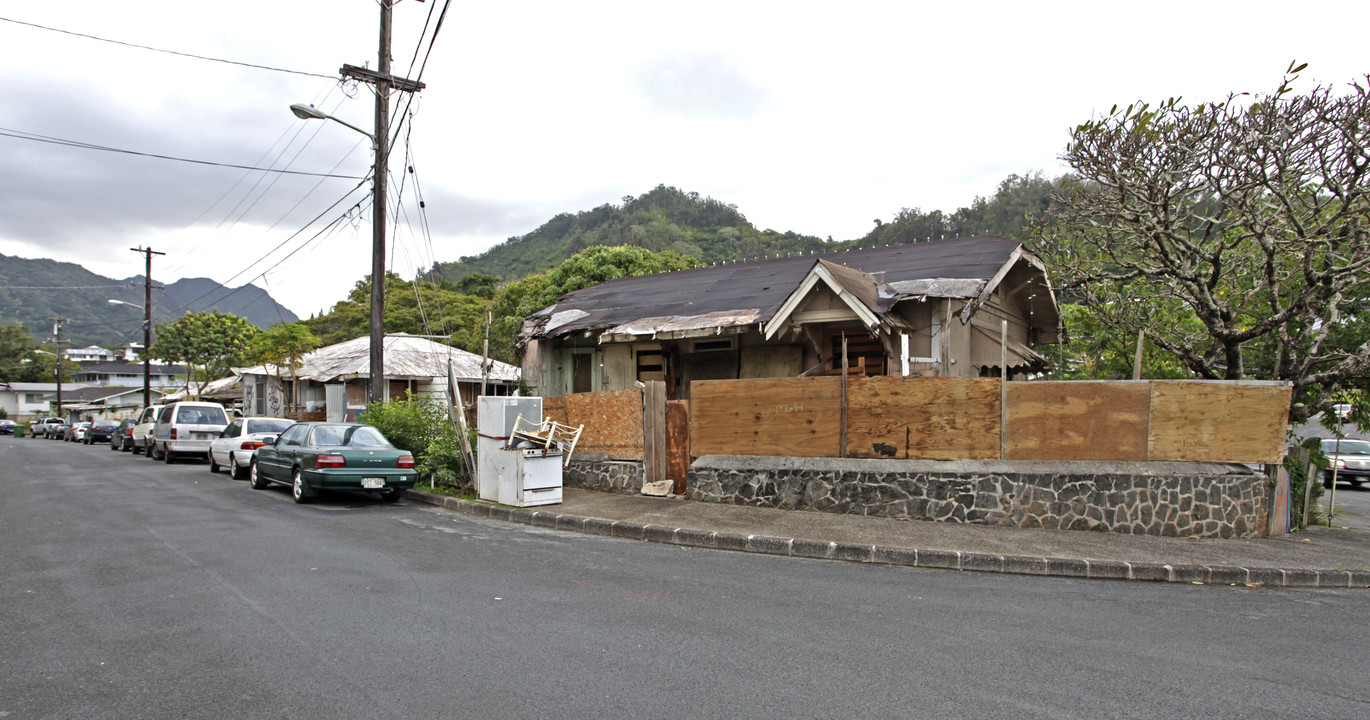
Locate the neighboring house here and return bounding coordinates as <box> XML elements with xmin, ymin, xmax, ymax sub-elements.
<box><xmin>519</xmin><ymin>235</ymin><xmax>1061</xmax><ymax>399</ymax></box>
<box><xmin>236</xmin><ymin>333</ymin><xmax>520</xmax><ymax>422</ymax></box>
<box><xmin>162</xmin><ymin>375</ymin><xmax>243</xmax><ymax>411</ymax></box>
<box><xmin>72</xmin><ymin>361</ymin><xmax>188</xmax><ymax>389</ymax></box>
<box><xmin>44</xmin><ymin>385</ymin><xmax>151</xmax><ymax>422</ymax></box>
<box><xmin>0</xmin><ymin>382</ymin><xmax>90</xmax><ymax>420</ymax></box>
<box><xmin>66</xmin><ymin>345</ymin><xmax>117</xmax><ymax>362</ymax></box>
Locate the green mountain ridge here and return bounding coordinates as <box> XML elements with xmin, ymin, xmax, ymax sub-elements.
<box><xmin>429</xmin><ymin>177</ymin><xmax>1060</xmax><ymax>284</ymax></box>
<box><xmin>0</xmin><ymin>254</ymin><xmax>299</xmax><ymax>348</ymax></box>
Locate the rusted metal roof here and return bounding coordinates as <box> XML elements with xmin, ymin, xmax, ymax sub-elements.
<box><xmin>524</xmin><ymin>235</ymin><xmax>1031</xmax><ymax>341</ymax></box>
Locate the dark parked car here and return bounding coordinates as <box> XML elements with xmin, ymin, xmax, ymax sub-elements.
<box><xmin>112</xmin><ymin>417</ymin><xmax>138</xmax><ymax>452</ymax></box>
<box><xmin>86</xmin><ymin>419</ymin><xmax>121</xmax><ymax>444</ymax></box>
<box><xmin>1322</xmin><ymin>438</ymin><xmax>1370</xmax><ymax>487</ymax></box>
<box><xmin>0</xmin><ymin>419</ymin><xmax>16</xmax><ymax>435</ymax></box>
<box><xmin>48</xmin><ymin>419</ymin><xmax>71</xmax><ymax>440</ymax></box>
<box><xmin>250</xmin><ymin>422</ymin><xmax>416</xmax><ymax>504</ymax></box>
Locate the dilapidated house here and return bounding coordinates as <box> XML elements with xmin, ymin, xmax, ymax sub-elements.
<box><xmin>519</xmin><ymin>235</ymin><xmax>1060</xmax><ymax>399</ymax></box>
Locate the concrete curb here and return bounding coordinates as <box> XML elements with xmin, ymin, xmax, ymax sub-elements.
<box><xmin>400</xmin><ymin>490</ymin><xmax>1370</xmax><ymax>589</ymax></box>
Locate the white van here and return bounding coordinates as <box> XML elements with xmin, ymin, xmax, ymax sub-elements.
<box><xmin>150</xmin><ymin>401</ymin><xmax>230</xmax><ymax>463</ymax></box>
<box><xmin>130</xmin><ymin>405</ymin><xmax>165</xmax><ymax>455</ymax></box>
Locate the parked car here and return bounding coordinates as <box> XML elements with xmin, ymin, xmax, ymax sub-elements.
<box><xmin>111</xmin><ymin>417</ymin><xmax>138</xmax><ymax>451</ymax></box>
<box><xmin>209</xmin><ymin>417</ymin><xmax>295</xmax><ymax>480</ymax></box>
<box><xmin>29</xmin><ymin>417</ymin><xmax>64</xmax><ymax>439</ymax></box>
<box><xmin>129</xmin><ymin>405</ymin><xmax>165</xmax><ymax>455</ymax></box>
<box><xmin>48</xmin><ymin>419</ymin><xmax>71</xmax><ymax>440</ymax></box>
<box><xmin>67</xmin><ymin>421</ymin><xmax>92</xmax><ymax>442</ymax></box>
<box><xmin>250</xmin><ymin>422</ymin><xmax>416</xmax><ymax>504</ymax></box>
<box><xmin>0</xmin><ymin>419</ymin><xmax>16</xmax><ymax>435</ymax></box>
<box><xmin>150</xmin><ymin>401</ymin><xmax>230</xmax><ymax>463</ymax></box>
<box><xmin>86</xmin><ymin>419</ymin><xmax>120</xmax><ymax>444</ymax></box>
<box><xmin>1322</xmin><ymin>438</ymin><xmax>1370</xmax><ymax>487</ymax></box>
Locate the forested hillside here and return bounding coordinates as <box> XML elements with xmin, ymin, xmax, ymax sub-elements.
<box><xmin>432</xmin><ymin>175</ymin><xmax>1063</xmax><ymax>283</ymax></box>
<box><xmin>0</xmin><ymin>254</ymin><xmax>298</xmax><ymax>348</ymax></box>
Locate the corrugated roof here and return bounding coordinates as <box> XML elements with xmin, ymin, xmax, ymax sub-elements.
<box><xmin>526</xmin><ymin>235</ymin><xmax>1026</xmax><ymax>340</ymax></box>
<box><xmin>247</xmin><ymin>333</ymin><xmax>520</xmax><ymax>384</ymax></box>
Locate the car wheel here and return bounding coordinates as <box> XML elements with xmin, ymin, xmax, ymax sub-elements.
<box><xmin>209</xmin><ymin>454</ymin><xmax>220</xmax><ymax>473</ymax></box>
<box><xmin>249</xmin><ymin>460</ymin><xmax>269</xmax><ymax>489</ymax></box>
<box><xmin>381</xmin><ymin>488</ymin><xmax>402</xmax><ymax>503</ymax></box>
<box><xmin>291</xmin><ymin>468</ymin><xmax>315</xmax><ymax>504</ymax></box>
<box><xmin>230</xmin><ymin>455</ymin><xmax>248</xmax><ymax>480</ymax></box>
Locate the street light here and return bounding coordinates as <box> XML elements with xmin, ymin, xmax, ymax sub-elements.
<box><xmin>108</xmin><ymin>299</ymin><xmax>151</xmax><ymax>408</ymax></box>
<box><xmin>290</xmin><ymin>101</ymin><xmax>387</xmax><ymax>405</ymax></box>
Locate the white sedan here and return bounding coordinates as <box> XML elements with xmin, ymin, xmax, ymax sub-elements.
<box><xmin>209</xmin><ymin>417</ymin><xmax>296</xmax><ymax>479</ymax></box>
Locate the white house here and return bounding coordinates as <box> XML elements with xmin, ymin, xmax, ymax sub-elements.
<box><xmin>0</xmin><ymin>382</ymin><xmax>92</xmax><ymax>420</ymax></box>
<box><xmin>236</xmin><ymin>333</ymin><xmax>520</xmax><ymax>421</ymax></box>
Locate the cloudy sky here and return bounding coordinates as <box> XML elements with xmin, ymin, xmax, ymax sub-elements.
<box><xmin>2</xmin><ymin>1</ymin><xmax>1368</xmax><ymax>319</ymax></box>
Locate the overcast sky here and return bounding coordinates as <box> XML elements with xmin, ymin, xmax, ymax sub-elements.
<box><xmin>2</xmin><ymin>1</ymin><xmax>1368</xmax><ymax>319</ymax></box>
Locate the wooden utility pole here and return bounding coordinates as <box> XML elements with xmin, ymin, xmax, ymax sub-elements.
<box><xmin>50</xmin><ymin>317</ymin><xmax>68</xmax><ymax>417</ymax></box>
<box><xmin>341</xmin><ymin>2</ymin><xmax>425</xmax><ymax>406</ymax></box>
<box><xmin>131</xmin><ymin>247</ymin><xmax>165</xmax><ymax>409</ymax></box>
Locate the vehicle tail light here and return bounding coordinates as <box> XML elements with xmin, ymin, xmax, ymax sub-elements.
<box><xmin>316</xmin><ymin>454</ymin><xmax>347</xmax><ymax>468</ymax></box>
<box><xmin>397</xmin><ymin>455</ymin><xmax>415</xmax><ymax>469</ymax></box>
<box><xmin>169</xmin><ymin>428</ymin><xmax>178</xmax><ymax>440</ymax></box>
<box><xmin>240</xmin><ymin>441</ymin><xmax>269</xmax><ymax>450</ymax></box>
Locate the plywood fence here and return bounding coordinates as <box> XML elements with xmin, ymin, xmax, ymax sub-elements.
<box><xmin>542</xmin><ymin>387</ymin><xmax>645</xmax><ymax>461</ymax></box>
<box><xmin>689</xmin><ymin>376</ymin><xmax>1292</xmax><ymax>464</ymax></box>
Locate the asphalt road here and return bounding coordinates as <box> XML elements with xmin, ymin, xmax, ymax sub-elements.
<box><xmin>3</xmin><ymin>435</ymin><xmax>1370</xmax><ymax>719</ymax></box>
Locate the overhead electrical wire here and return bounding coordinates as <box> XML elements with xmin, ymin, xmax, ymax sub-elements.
<box><xmin>0</xmin><ymin>16</ymin><xmax>336</xmax><ymax>79</ymax></box>
<box><xmin>0</xmin><ymin>127</ymin><xmax>364</xmax><ymax>179</ymax></box>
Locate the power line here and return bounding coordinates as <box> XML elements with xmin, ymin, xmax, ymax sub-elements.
<box><xmin>0</xmin><ymin>127</ymin><xmax>364</xmax><ymax>179</ymax></box>
<box><xmin>0</xmin><ymin>16</ymin><xmax>336</xmax><ymax>79</ymax></box>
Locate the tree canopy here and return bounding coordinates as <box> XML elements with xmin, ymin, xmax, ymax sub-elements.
<box><xmin>150</xmin><ymin>311</ymin><xmax>259</xmax><ymax>386</ymax></box>
<box><xmin>249</xmin><ymin>322</ymin><xmax>321</xmax><ymax>414</ymax></box>
<box><xmin>1036</xmin><ymin>64</ymin><xmax>1370</xmax><ymax>420</ymax></box>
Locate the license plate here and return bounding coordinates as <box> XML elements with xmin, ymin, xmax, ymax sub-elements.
<box><xmin>362</xmin><ymin>478</ymin><xmax>385</xmax><ymax>489</ymax></box>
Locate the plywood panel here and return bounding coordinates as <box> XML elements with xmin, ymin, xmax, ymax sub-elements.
<box><xmin>553</xmin><ymin>388</ymin><xmax>644</xmax><ymax>460</ymax></box>
<box><xmin>691</xmin><ymin>376</ymin><xmax>842</xmax><ymax>457</ymax></box>
<box><xmin>1006</xmin><ymin>381</ymin><xmax>1150</xmax><ymax>461</ymax></box>
<box><xmin>846</xmin><ymin>376</ymin><xmax>1000</xmax><ymax>460</ymax></box>
<box><xmin>1148</xmin><ymin>381</ymin><xmax>1292</xmax><ymax>463</ymax></box>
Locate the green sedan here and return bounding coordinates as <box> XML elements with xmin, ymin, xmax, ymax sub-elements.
<box><xmin>249</xmin><ymin>422</ymin><xmax>417</xmax><ymax>504</ymax></box>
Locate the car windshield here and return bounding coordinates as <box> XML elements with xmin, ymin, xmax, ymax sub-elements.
<box><xmin>1325</xmin><ymin>439</ymin><xmax>1370</xmax><ymax>455</ymax></box>
<box><xmin>310</xmin><ymin>425</ymin><xmax>391</xmax><ymax>448</ymax></box>
<box><xmin>94</xmin><ymin>421</ymin><xmax>118</xmax><ymax>428</ymax></box>
<box><xmin>177</xmin><ymin>406</ymin><xmax>228</xmax><ymax>424</ymax></box>
<box><xmin>247</xmin><ymin>419</ymin><xmax>295</xmax><ymax>434</ymax></box>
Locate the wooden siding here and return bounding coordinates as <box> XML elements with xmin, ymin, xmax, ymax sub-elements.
<box><xmin>846</xmin><ymin>376</ymin><xmax>1000</xmax><ymax>459</ymax></box>
<box><xmin>690</xmin><ymin>376</ymin><xmax>843</xmax><ymax>457</ymax></box>
<box><xmin>1006</xmin><ymin>381</ymin><xmax>1150</xmax><ymax>461</ymax></box>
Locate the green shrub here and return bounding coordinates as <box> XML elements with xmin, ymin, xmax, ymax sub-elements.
<box><xmin>361</xmin><ymin>393</ymin><xmax>472</xmax><ymax>489</ymax></box>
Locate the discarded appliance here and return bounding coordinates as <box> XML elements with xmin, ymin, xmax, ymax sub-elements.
<box><xmin>475</xmin><ymin>397</ymin><xmax>582</xmax><ymax>507</ymax></box>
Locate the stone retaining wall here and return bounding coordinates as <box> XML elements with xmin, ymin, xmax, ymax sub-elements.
<box><xmin>685</xmin><ymin>456</ymin><xmax>1271</xmax><ymax>539</ymax></box>
<box><xmin>564</xmin><ymin>455</ymin><xmax>644</xmax><ymax>495</ymax></box>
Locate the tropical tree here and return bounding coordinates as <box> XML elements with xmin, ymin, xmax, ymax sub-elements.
<box><xmin>1036</xmin><ymin>64</ymin><xmax>1370</xmax><ymax>421</ymax></box>
<box><xmin>150</xmin><ymin>311</ymin><xmax>259</xmax><ymax>391</ymax></box>
<box><xmin>250</xmin><ymin>323</ymin><xmax>321</xmax><ymax>414</ymax></box>
<box><xmin>0</xmin><ymin>323</ymin><xmax>36</xmax><ymax>383</ymax></box>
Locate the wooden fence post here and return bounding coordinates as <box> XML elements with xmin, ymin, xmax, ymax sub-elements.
<box><xmin>643</xmin><ymin>381</ymin><xmax>667</xmax><ymax>486</ymax></box>
<box><xmin>666</xmin><ymin>400</ymin><xmax>690</xmax><ymax>494</ymax></box>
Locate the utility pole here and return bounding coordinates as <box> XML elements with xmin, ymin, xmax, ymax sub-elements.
<box><xmin>341</xmin><ymin>1</ymin><xmax>424</xmax><ymax>406</ymax></box>
<box><xmin>50</xmin><ymin>317</ymin><xmax>69</xmax><ymax>418</ymax></box>
<box><xmin>131</xmin><ymin>247</ymin><xmax>165</xmax><ymax>409</ymax></box>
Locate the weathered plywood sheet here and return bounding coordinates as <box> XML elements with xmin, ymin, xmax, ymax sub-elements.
<box><xmin>1148</xmin><ymin>381</ymin><xmax>1292</xmax><ymax>463</ymax></box>
<box><xmin>691</xmin><ymin>376</ymin><xmax>842</xmax><ymax>457</ymax></box>
<box><xmin>1006</xmin><ymin>381</ymin><xmax>1150</xmax><ymax>461</ymax></box>
<box><xmin>552</xmin><ymin>388</ymin><xmax>644</xmax><ymax>460</ymax></box>
<box><xmin>846</xmin><ymin>376</ymin><xmax>1000</xmax><ymax>460</ymax></box>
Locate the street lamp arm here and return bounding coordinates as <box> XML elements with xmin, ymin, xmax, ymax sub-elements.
<box><xmin>290</xmin><ymin>104</ymin><xmax>375</xmax><ymax>144</ymax></box>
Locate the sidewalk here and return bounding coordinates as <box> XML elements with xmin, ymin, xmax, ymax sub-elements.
<box><xmin>403</xmin><ymin>487</ymin><xmax>1370</xmax><ymax>589</ymax></box>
